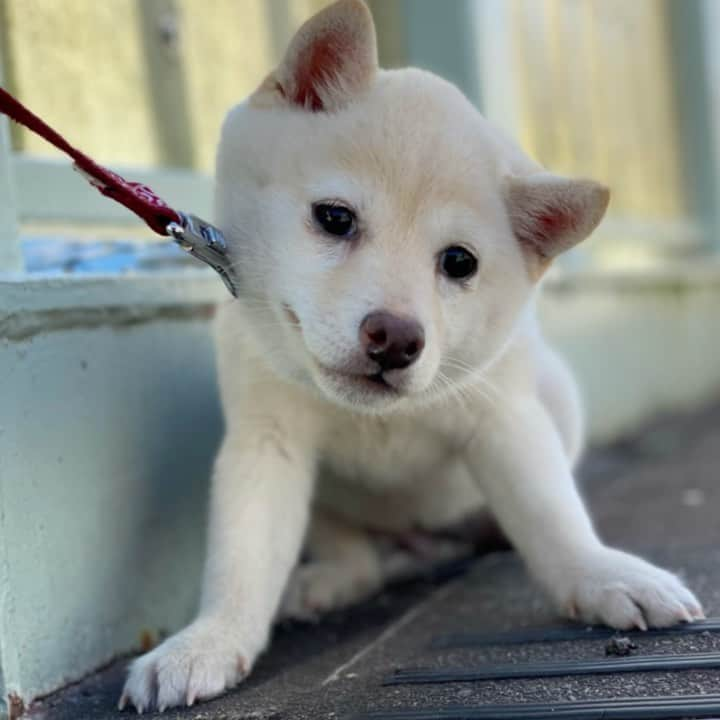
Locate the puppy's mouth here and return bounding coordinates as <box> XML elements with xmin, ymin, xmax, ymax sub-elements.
<box><xmin>366</xmin><ymin>372</ymin><xmax>393</xmax><ymax>389</ymax></box>
<box><xmin>283</xmin><ymin>305</ymin><xmax>408</xmax><ymax>402</ymax></box>
<box><xmin>282</xmin><ymin>303</ymin><xmax>301</xmax><ymax>329</ymax></box>
<box><xmin>315</xmin><ymin>362</ymin><xmax>401</xmax><ymax>397</ymax></box>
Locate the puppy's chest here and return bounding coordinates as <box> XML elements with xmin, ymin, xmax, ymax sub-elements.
<box><xmin>319</xmin><ymin>412</ymin><xmax>465</xmax><ymax>491</ymax></box>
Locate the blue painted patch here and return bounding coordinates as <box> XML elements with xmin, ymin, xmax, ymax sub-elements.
<box><xmin>22</xmin><ymin>237</ymin><xmax>205</xmax><ymax>275</ymax></box>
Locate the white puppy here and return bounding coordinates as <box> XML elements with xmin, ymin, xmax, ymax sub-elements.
<box><xmin>121</xmin><ymin>0</ymin><xmax>703</xmax><ymax>711</ymax></box>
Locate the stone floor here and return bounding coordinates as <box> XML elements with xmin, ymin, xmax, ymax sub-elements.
<box><xmin>30</xmin><ymin>405</ymin><xmax>720</xmax><ymax>720</ymax></box>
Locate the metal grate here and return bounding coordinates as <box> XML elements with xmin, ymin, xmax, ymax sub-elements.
<box><xmin>353</xmin><ymin>693</ymin><xmax>720</xmax><ymax>719</ymax></box>
<box><xmin>430</xmin><ymin>618</ymin><xmax>720</xmax><ymax>649</ymax></box>
<box><xmin>385</xmin><ymin>651</ymin><xmax>720</xmax><ymax>685</ymax></box>
<box><xmin>360</xmin><ymin>619</ymin><xmax>720</xmax><ymax>718</ymax></box>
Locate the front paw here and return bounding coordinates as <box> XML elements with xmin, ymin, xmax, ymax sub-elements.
<box><xmin>552</xmin><ymin>548</ymin><xmax>704</xmax><ymax>630</ymax></box>
<box><xmin>119</xmin><ymin>620</ymin><xmax>253</xmax><ymax>713</ymax></box>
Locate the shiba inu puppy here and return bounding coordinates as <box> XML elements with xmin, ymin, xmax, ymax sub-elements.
<box><xmin>120</xmin><ymin>0</ymin><xmax>703</xmax><ymax>711</ymax></box>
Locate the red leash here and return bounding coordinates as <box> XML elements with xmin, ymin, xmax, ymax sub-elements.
<box><xmin>0</xmin><ymin>86</ymin><xmax>237</xmax><ymax>295</ymax></box>
<box><xmin>0</xmin><ymin>86</ymin><xmax>181</xmax><ymax>235</ymax></box>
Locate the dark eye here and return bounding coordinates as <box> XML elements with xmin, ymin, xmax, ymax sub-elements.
<box><xmin>439</xmin><ymin>246</ymin><xmax>478</xmax><ymax>280</ymax></box>
<box><xmin>312</xmin><ymin>202</ymin><xmax>357</xmax><ymax>238</ymax></box>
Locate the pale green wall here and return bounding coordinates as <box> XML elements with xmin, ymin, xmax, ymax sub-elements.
<box><xmin>0</xmin><ymin>276</ymin><xmax>224</xmax><ymax>705</ymax></box>
<box><xmin>542</xmin><ymin>269</ymin><xmax>720</xmax><ymax>442</ymax></box>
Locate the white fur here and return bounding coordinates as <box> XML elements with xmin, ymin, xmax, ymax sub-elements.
<box><xmin>120</xmin><ymin>1</ymin><xmax>703</xmax><ymax>711</ymax></box>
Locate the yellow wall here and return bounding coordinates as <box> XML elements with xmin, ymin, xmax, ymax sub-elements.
<box><xmin>0</xmin><ymin>0</ymin><xmax>694</xmax><ymax>235</ymax></box>
<box><xmin>510</xmin><ymin>0</ymin><xmax>685</xmax><ymax>221</ymax></box>
<box><xmin>1</xmin><ymin>0</ymin><xmax>330</xmax><ymax>170</ymax></box>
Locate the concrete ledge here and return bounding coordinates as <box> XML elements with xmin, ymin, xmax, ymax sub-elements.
<box><xmin>542</xmin><ymin>260</ymin><xmax>720</xmax><ymax>442</ymax></box>
<box><xmin>0</xmin><ymin>273</ymin><xmax>224</xmax><ymax>711</ymax></box>
<box><xmin>547</xmin><ymin>258</ymin><xmax>720</xmax><ymax>291</ymax></box>
<box><xmin>0</xmin><ymin>273</ymin><xmax>225</xmax><ymax>342</ymax></box>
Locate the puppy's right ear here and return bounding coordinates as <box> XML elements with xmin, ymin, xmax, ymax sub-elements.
<box><xmin>505</xmin><ymin>173</ymin><xmax>610</xmax><ymax>278</ymax></box>
<box><xmin>253</xmin><ymin>0</ymin><xmax>378</xmax><ymax>113</ymax></box>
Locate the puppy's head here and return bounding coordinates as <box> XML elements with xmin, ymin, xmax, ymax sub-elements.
<box><xmin>216</xmin><ymin>0</ymin><xmax>609</xmax><ymax>413</ymax></box>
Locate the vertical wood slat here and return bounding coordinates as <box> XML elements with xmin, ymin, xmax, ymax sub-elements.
<box><xmin>404</xmin><ymin>0</ymin><xmax>482</xmax><ymax>108</ymax></box>
<box><xmin>697</xmin><ymin>0</ymin><xmax>720</xmax><ymax>246</ymax></box>
<box><xmin>0</xmin><ymin>0</ymin><xmax>22</xmax><ymax>273</ymax></box>
<box><xmin>511</xmin><ymin>0</ymin><xmax>687</xmax><ymax>222</ymax></box>
<box><xmin>367</xmin><ymin>0</ymin><xmax>409</xmax><ymax>69</ymax></box>
<box><xmin>370</xmin><ymin>0</ymin><xmax>482</xmax><ymax>107</ymax></box>
<box><xmin>0</xmin><ymin>119</ymin><xmax>22</xmax><ymax>273</ymax></box>
<box><xmin>135</xmin><ymin>0</ymin><xmax>195</xmax><ymax>168</ymax></box>
<box><xmin>474</xmin><ymin>0</ymin><xmax>524</xmax><ymax>141</ymax></box>
<box><xmin>472</xmin><ymin>0</ymin><xmax>709</xmax><ymax>264</ymax></box>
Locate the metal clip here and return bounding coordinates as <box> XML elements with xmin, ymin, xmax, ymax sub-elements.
<box><xmin>167</xmin><ymin>213</ymin><xmax>238</xmax><ymax>297</ymax></box>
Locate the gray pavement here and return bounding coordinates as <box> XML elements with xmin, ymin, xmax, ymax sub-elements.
<box><xmin>31</xmin><ymin>405</ymin><xmax>720</xmax><ymax>720</ymax></box>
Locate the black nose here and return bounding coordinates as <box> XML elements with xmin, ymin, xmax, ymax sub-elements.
<box><xmin>359</xmin><ymin>311</ymin><xmax>425</xmax><ymax>371</ymax></box>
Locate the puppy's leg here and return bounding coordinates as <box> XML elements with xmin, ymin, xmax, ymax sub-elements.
<box><xmin>279</xmin><ymin>508</ymin><xmax>384</xmax><ymax>620</ymax></box>
<box><xmin>280</xmin><ymin>503</ymin><xmax>486</xmax><ymax>622</ymax></box>
<box><xmin>536</xmin><ymin>344</ymin><xmax>584</xmax><ymax>467</ymax></box>
<box><xmin>120</xmin><ymin>417</ymin><xmax>316</xmax><ymax>712</ymax></box>
<box><xmin>280</xmin><ymin>468</ymin><xmax>491</xmax><ymax>622</ymax></box>
<box><xmin>466</xmin><ymin>394</ymin><xmax>703</xmax><ymax>629</ymax></box>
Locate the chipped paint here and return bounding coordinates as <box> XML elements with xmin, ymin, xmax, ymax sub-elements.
<box><xmin>139</xmin><ymin>631</ymin><xmax>156</xmax><ymax>654</ymax></box>
<box><xmin>0</xmin><ymin>272</ymin><xmax>226</xmax><ymax>342</ymax></box>
<box><xmin>0</xmin><ymin>304</ymin><xmax>215</xmax><ymax>342</ymax></box>
<box><xmin>7</xmin><ymin>693</ymin><xmax>23</xmax><ymax>720</ymax></box>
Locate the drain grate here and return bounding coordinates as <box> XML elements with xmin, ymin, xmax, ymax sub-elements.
<box><xmin>352</xmin><ymin>693</ymin><xmax>720</xmax><ymax>719</ymax></box>
<box><xmin>430</xmin><ymin>618</ymin><xmax>720</xmax><ymax>649</ymax></box>
<box><xmin>384</xmin><ymin>651</ymin><xmax>720</xmax><ymax>685</ymax></box>
<box><xmin>362</xmin><ymin>620</ymin><xmax>720</xmax><ymax>718</ymax></box>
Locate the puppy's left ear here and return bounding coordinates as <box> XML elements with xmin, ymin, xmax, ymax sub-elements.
<box><xmin>505</xmin><ymin>173</ymin><xmax>610</xmax><ymax>274</ymax></box>
<box><xmin>255</xmin><ymin>0</ymin><xmax>378</xmax><ymax>113</ymax></box>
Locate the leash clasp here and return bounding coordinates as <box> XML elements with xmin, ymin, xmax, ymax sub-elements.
<box><xmin>167</xmin><ymin>213</ymin><xmax>238</xmax><ymax>297</ymax></box>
